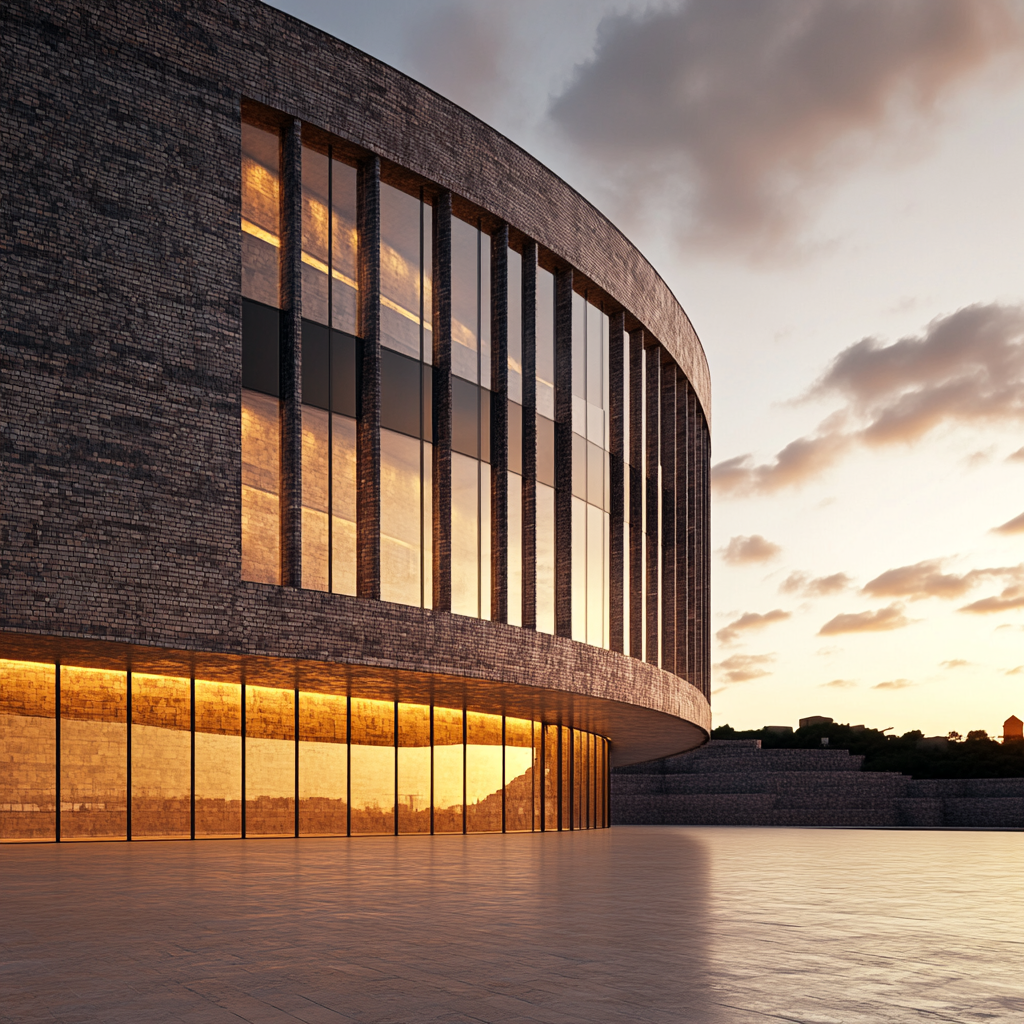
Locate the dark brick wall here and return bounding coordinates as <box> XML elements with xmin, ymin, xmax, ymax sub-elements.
<box><xmin>1</xmin><ymin>0</ymin><xmax>711</xmax><ymax>762</ymax></box>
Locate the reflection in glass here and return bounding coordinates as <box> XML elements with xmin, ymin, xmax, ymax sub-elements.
<box><xmin>504</xmin><ymin>718</ymin><xmax>534</xmax><ymax>832</ymax></box>
<box><xmin>466</xmin><ymin>712</ymin><xmax>502</xmax><ymax>832</ymax></box>
<box><xmin>536</xmin><ymin>267</ymin><xmax>555</xmax><ymax>419</ymax></box>
<box><xmin>0</xmin><ymin>660</ymin><xmax>56</xmax><ymax>840</ymax></box>
<box><xmin>194</xmin><ymin>681</ymin><xmax>242</xmax><ymax>838</ymax></box>
<box><xmin>508</xmin><ymin>247</ymin><xmax>523</xmax><ymax>403</ymax></box>
<box><xmin>241</xmin><ymin>122</ymin><xmax>280</xmax><ymax>307</ymax></box>
<box><xmin>433</xmin><ymin>707</ymin><xmax>463</xmax><ymax>833</ymax></box>
<box><xmin>246</xmin><ymin>686</ymin><xmax>294</xmax><ymax>836</ymax></box>
<box><xmin>508</xmin><ymin>471</ymin><xmax>522</xmax><ymax>626</ymax></box>
<box><xmin>543</xmin><ymin>724</ymin><xmax>559</xmax><ymax>831</ymax></box>
<box><xmin>536</xmin><ymin>483</ymin><xmax>556</xmax><ymax>635</ymax></box>
<box><xmin>241</xmin><ymin>389</ymin><xmax>281</xmax><ymax>585</ymax></box>
<box><xmin>60</xmin><ymin>667</ymin><xmax>127</xmax><ymax>840</ymax></box>
<box><xmin>451</xmin><ymin>218</ymin><xmax>491</xmax><ymax>385</ymax></box>
<box><xmin>381</xmin><ymin>429</ymin><xmax>427</xmax><ymax>606</ymax></box>
<box><xmin>561</xmin><ymin>726</ymin><xmax>572</xmax><ymax>829</ymax></box>
<box><xmin>301</xmin><ymin>404</ymin><xmax>330</xmax><ymax>591</ymax></box>
<box><xmin>350</xmin><ymin>698</ymin><xmax>395</xmax><ymax>835</ymax></box>
<box><xmin>380</xmin><ymin>183</ymin><xmax>431</xmax><ymax>360</ymax></box>
<box><xmin>299</xmin><ymin>691</ymin><xmax>348</xmax><ymax>835</ymax></box>
<box><xmin>131</xmin><ymin>674</ymin><xmax>190</xmax><ymax>838</ymax></box>
<box><xmin>332</xmin><ymin>414</ymin><xmax>357</xmax><ymax>595</ymax></box>
<box><xmin>452</xmin><ymin>453</ymin><xmax>480</xmax><ymax>617</ymax></box>
<box><xmin>398</xmin><ymin>703</ymin><xmax>431</xmax><ymax>833</ymax></box>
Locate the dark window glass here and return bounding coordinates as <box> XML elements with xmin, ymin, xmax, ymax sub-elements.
<box><xmin>537</xmin><ymin>414</ymin><xmax>555</xmax><ymax>487</ymax></box>
<box><xmin>302</xmin><ymin>320</ymin><xmax>329</xmax><ymax>410</ymax></box>
<box><xmin>452</xmin><ymin>377</ymin><xmax>479</xmax><ymax>458</ymax></box>
<box><xmin>381</xmin><ymin>349</ymin><xmax>422</xmax><ymax>439</ymax></box>
<box><xmin>480</xmin><ymin>388</ymin><xmax>491</xmax><ymax>464</ymax></box>
<box><xmin>572</xmin><ymin>433</ymin><xmax>587</xmax><ymax>500</ymax></box>
<box><xmin>422</xmin><ymin>365</ymin><xmax>433</xmax><ymax>443</ymax></box>
<box><xmin>331</xmin><ymin>331</ymin><xmax>359</xmax><ymax>418</ymax></box>
<box><xmin>242</xmin><ymin>299</ymin><xmax>280</xmax><ymax>397</ymax></box>
<box><xmin>507</xmin><ymin>400</ymin><xmax>522</xmax><ymax>475</ymax></box>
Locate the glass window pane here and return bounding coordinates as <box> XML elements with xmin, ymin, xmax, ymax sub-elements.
<box><xmin>423</xmin><ymin>441</ymin><xmax>433</xmax><ymax>609</ymax></box>
<box><xmin>301</xmin><ymin>405</ymin><xmax>330</xmax><ymax>592</ymax></box>
<box><xmin>451</xmin><ymin>377</ymin><xmax>479</xmax><ymax>458</ymax></box>
<box><xmin>536</xmin><ymin>267</ymin><xmax>555</xmax><ymax>419</ymax></box>
<box><xmin>466</xmin><ymin>712</ymin><xmax>502</xmax><ymax>832</ymax></box>
<box><xmin>451</xmin><ymin>452</ymin><xmax>480</xmax><ymax>618</ymax></box>
<box><xmin>131</xmin><ymin>674</ymin><xmax>190</xmax><ymax>839</ymax></box>
<box><xmin>508</xmin><ymin>472</ymin><xmax>522</xmax><ymax>627</ymax></box>
<box><xmin>195</xmin><ymin>681</ymin><xmax>242</xmax><ymax>838</ymax></box>
<box><xmin>452</xmin><ymin>217</ymin><xmax>479</xmax><ymax>383</ymax></box>
<box><xmin>574</xmin><ymin>729</ymin><xmax>584</xmax><ymax>830</ymax></box>
<box><xmin>61</xmin><ymin>667</ymin><xmax>127</xmax><ymax>840</ymax></box>
<box><xmin>480</xmin><ymin>233</ymin><xmax>491</xmax><ymax>387</ymax></box>
<box><xmin>503</xmin><ymin>717</ymin><xmax>533</xmax><ymax>831</ymax></box>
<box><xmin>350</xmin><ymin>698</ymin><xmax>395</xmax><ymax>835</ymax></box>
<box><xmin>332</xmin><ymin>157</ymin><xmax>358</xmax><ymax>334</ymax></box>
<box><xmin>245</xmin><ymin>686</ymin><xmax>294</xmax><ymax>836</ymax></box>
<box><xmin>587</xmin><ymin>441</ymin><xmax>603</xmax><ymax>508</ymax></box>
<box><xmin>0</xmin><ymin>659</ymin><xmax>55</xmax><ymax>840</ymax></box>
<box><xmin>536</xmin><ymin>483</ymin><xmax>556</xmax><ymax>635</ymax></box>
<box><xmin>381</xmin><ymin>428</ymin><xmax>422</xmax><ymax>606</ymax></box>
<box><xmin>543</xmin><ymin>723</ymin><xmax>559</xmax><ymax>830</ymax></box>
<box><xmin>298</xmin><ymin>691</ymin><xmax>348</xmax><ymax>836</ymax></box>
<box><xmin>572</xmin><ymin>432</ymin><xmax>587</xmax><ymax>501</ymax></box>
<box><xmin>332</xmin><ymin>414</ymin><xmax>357</xmax><ymax>596</ymax></box>
<box><xmin>572</xmin><ymin>495</ymin><xmax>587</xmax><ymax>643</ymax></box>
<box><xmin>507</xmin><ymin>247</ymin><xmax>523</xmax><ymax>404</ymax></box>
<box><xmin>536</xmin><ymin>414</ymin><xmax>555</xmax><ymax>488</ymax></box>
<box><xmin>380</xmin><ymin>183</ymin><xmax>423</xmax><ymax>359</ymax></box>
<box><xmin>301</xmin><ymin>144</ymin><xmax>330</xmax><ymax>326</ymax></box>
<box><xmin>587</xmin><ymin>302</ymin><xmax>608</xmax><ymax>446</ymax></box>
<box><xmin>481</xmin><ymin>462</ymin><xmax>491</xmax><ymax>622</ymax></box>
<box><xmin>433</xmin><ymin>707</ymin><xmax>463</xmax><ymax>833</ymax></box>
<box><xmin>241</xmin><ymin>122</ymin><xmax>280</xmax><ymax>307</ymax></box>
<box><xmin>508</xmin><ymin>400</ymin><xmax>522</xmax><ymax>475</ymax></box>
<box><xmin>572</xmin><ymin>291</ymin><xmax>586</xmax><ymax>436</ymax></box>
<box><xmin>241</xmin><ymin>389</ymin><xmax>281</xmax><ymax>585</ymax></box>
<box><xmin>587</xmin><ymin>503</ymin><xmax>605</xmax><ymax>648</ymax></box>
<box><xmin>561</xmin><ymin>726</ymin><xmax>572</xmax><ymax>829</ymax></box>
<box><xmin>397</xmin><ymin>703</ymin><xmax>430</xmax><ymax>834</ymax></box>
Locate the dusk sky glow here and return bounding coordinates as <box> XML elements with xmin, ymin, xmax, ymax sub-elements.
<box><xmin>269</xmin><ymin>0</ymin><xmax>1024</xmax><ymax>739</ymax></box>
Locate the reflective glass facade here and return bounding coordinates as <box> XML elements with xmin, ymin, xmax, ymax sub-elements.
<box><xmin>236</xmin><ymin>111</ymin><xmax>711</xmax><ymax>693</ymax></box>
<box><xmin>1</xmin><ymin>659</ymin><xmax>609</xmax><ymax>841</ymax></box>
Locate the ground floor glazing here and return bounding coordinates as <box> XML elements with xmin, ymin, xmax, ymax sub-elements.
<box><xmin>0</xmin><ymin>659</ymin><xmax>609</xmax><ymax>841</ymax></box>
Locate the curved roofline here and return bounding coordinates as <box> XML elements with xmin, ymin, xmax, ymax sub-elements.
<box><xmin>245</xmin><ymin>0</ymin><xmax>711</xmax><ymax>426</ymax></box>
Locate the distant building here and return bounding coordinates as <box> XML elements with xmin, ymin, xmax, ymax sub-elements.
<box><xmin>1005</xmin><ymin>716</ymin><xmax>1024</xmax><ymax>743</ymax></box>
<box><xmin>799</xmin><ymin>716</ymin><xmax>833</xmax><ymax>729</ymax></box>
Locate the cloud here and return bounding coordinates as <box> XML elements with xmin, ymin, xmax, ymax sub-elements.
<box><xmin>821</xmin><ymin>678</ymin><xmax>857</xmax><ymax>689</ymax></box>
<box><xmin>960</xmin><ymin>586</ymin><xmax>1024</xmax><ymax>613</ymax></box>
<box><xmin>1007</xmin><ymin>446</ymin><xmax>1024</xmax><ymax>462</ymax></box>
<box><xmin>863</xmin><ymin>559</ymin><xmax>972</xmax><ymax>600</ymax></box>
<box><xmin>940</xmin><ymin>659</ymin><xmax>969</xmax><ymax>668</ymax></box>
<box><xmin>818</xmin><ymin>604</ymin><xmax>911</xmax><ymax>635</ymax></box>
<box><xmin>721</xmin><ymin>534</ymin><xmax>781</xmax><ymax>564</ymax></box>
<box><xmin>714</xmin><ymin>304</ymin><xmax>1024</xmax><ymax>497</ymax></box>
<box><xmin>714</xmin><ymin>653</ymin><xmax>776</xmax><ymax>683</ymax></box>
<box><xmin>781</xmin><ymin>571</ymin><xmax>852</xmax><ymax>596</ymax></box>
<box><xmin>1006</xmin><ymin>666</ymin><xmax>1024</xmax><ymax>675</ymax></box>
<box><xmin>873</xmin><ymin>679</ymin><xmax>914</xmax><ymax>690</ymax></box>
<box><xmin>549</xmin><ymin>0</ymin><xmax>1024</xmax><ymax>255</ymax></box>
<box><xmin>993</xmin><ymin>512</ymin><xmax>1024</xmax><ymax>534</ymax></box>
<box><xmin>717</xmin><ymin>609</ymin><xmax>791</xmax><ymax>645</ymax></box>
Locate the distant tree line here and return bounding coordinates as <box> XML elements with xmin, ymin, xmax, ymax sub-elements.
<box><xmin>710</xmin><ymin>722</ymin><xmax>1024</xmax><ymax>779</ymax></box>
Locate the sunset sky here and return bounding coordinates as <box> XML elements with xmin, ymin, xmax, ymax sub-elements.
<box><xmin>270</xmin><ymin>0</ymin><xmax>1024</xmax><ymax>739</ymax></box>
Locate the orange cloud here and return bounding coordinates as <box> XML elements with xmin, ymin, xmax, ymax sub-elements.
<box><xmin>993</xmin><ymin>512</ymin><xmax>1024</xmax><ymax>535</ymax></box>
<box><xmin>960</xmin><ymin>587</ymin><xmax>1024</xmax><ymax>613</ymax></box>
<box><xmin>863</xmin><ymin>560</ymin><xmax>1024</xmax><ymax>601</ymax></box>
<box><xmin>818</xmin><ymin>604</ymin><xmax>911</xmax><ymax>636</ymax></box>
<box><xmin>721</xmin><ymin>534</ymin><xmax>781</xmax><ymax>565</ymax></box>
<box><xmin>717</xmin><ymin>609</ymin><xmax>791</xmax><ymax>645</ymax></box>
<box><xmin>714</xmin><ymin>653</ymin><xmax>775</xmax><ymax>684</ymax></box>
<box><xmin>940</xmin><ymin>659</ymin><xmax>969</xmax><ymax>668</ymax></box>
<box><xmin>821</xmin><ymin>679</ymin><xmax>856</xmax><ymax>689</ymax></box>
<box><xmin>781</xmin><ymin>571</ymin><xmax>852</xmax><ymax>597</ymax></box>
<box><xmin>873</xmin><ymin>679</ymin><xmax>914</xmax><ymax>690</ymax></box>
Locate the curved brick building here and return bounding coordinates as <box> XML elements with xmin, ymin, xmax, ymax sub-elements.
<box><xmin>1</xmin><ymin>0</ymin><xmax>711</xmax><ymax>841</ymax></box>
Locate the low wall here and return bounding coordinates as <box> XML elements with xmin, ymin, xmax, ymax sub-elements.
<box><xmin>612</xmin><ymin>740</ymin><xmax>1024</xmax><ymax>828</ymax></box>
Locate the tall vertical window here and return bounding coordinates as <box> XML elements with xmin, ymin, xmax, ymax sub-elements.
<box><xmin>380</xmin><ymin>183</ymin><xmax>433</xmax><ymax>607</ymax></box>
<box><xmin>241</xmin><ymin>121</ymin><xmax>282</xmax><ymax>585</ymax></box>
<box><xmin>622</xmin><ymin>328</ymin><xmax>632</xmax><ymax>656</ymax></box>
<box><xmin>451</xmin><ymin>216</ymin><xmax>492</xmax><ymax>620</ymax></box>
<box><xmin>571</xmin><ymin>295</ymin><xmax>610</xmax><ymax>648</ymax></box>
<box><xmin>300</xmin><ymin>145</ymin><xmax>359</xmax><ymax>595</ymax></box>
<box><xmin>535</xmin><ymin>266</ymin><xmax>557</xmax><ymax>635</ymax></box>
<box><xmin>507</xmin><ymin>247</ymin><xmax>523</xmax><ymax>626</ymax></box>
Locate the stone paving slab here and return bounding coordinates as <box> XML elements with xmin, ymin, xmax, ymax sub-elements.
<box><xmin>1</xmin><ymin>828</ymin><xmax>1021</xmax><ymax>1023</ymax></box>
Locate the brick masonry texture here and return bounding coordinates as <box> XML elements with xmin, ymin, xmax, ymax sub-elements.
<box><xmin>1</xmin><ymin>0</ymin><xmax>710</xmax><ymax>765</ymax></box>
<box><xmin>612</xmin><ymin>741</ymin><xmax>1024</xmax><ymax>828</ymax></box>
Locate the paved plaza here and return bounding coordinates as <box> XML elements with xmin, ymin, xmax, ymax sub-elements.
<box><xmin>1</xmin><ymin>827</ymin><xmax>1020</xmax><ymax>1023</ymax></box>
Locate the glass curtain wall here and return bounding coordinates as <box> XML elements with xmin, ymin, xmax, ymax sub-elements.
<box><xmin>1</xmin><ymin>660</ymin><xmax>608</xmax><ymax>841</ymax></box>
<box><xmin>571</xmin><ymin>295</ymin><xmax>611</xmax><ymax>648</ymax></box>
<box><xmin>380</xmin><ymin>183</ymin><xmax>433</xmax><ymax>608</ymax></box>
<box><xmin>535</xmin><ymin>267</ymin><xmax>557</xmax><ymax>635</ymax></box>
<box><xmin>241</xmin><ymin>120</ymin><xmax>282</xmax><ymax>585</ymax></box>
<box><xmin>451</xmin><ymin>216</ymin><xmax>492</xmax><ymax>620</ymax></box>
<box><xmin>507</xmin><ymin>247</ymin><xmax>523</xmax><ymax>626</ymax></box>
<box><xmin>300</xmin><ymin>144</ymin><xmax>359</xmax><ymax>595</ymax></box>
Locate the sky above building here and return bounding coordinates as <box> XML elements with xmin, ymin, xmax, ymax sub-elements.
<box><xmin>268</xmin><ymin>0</ymin><xmax>1024</xmax><ymax>739</ymax></box>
